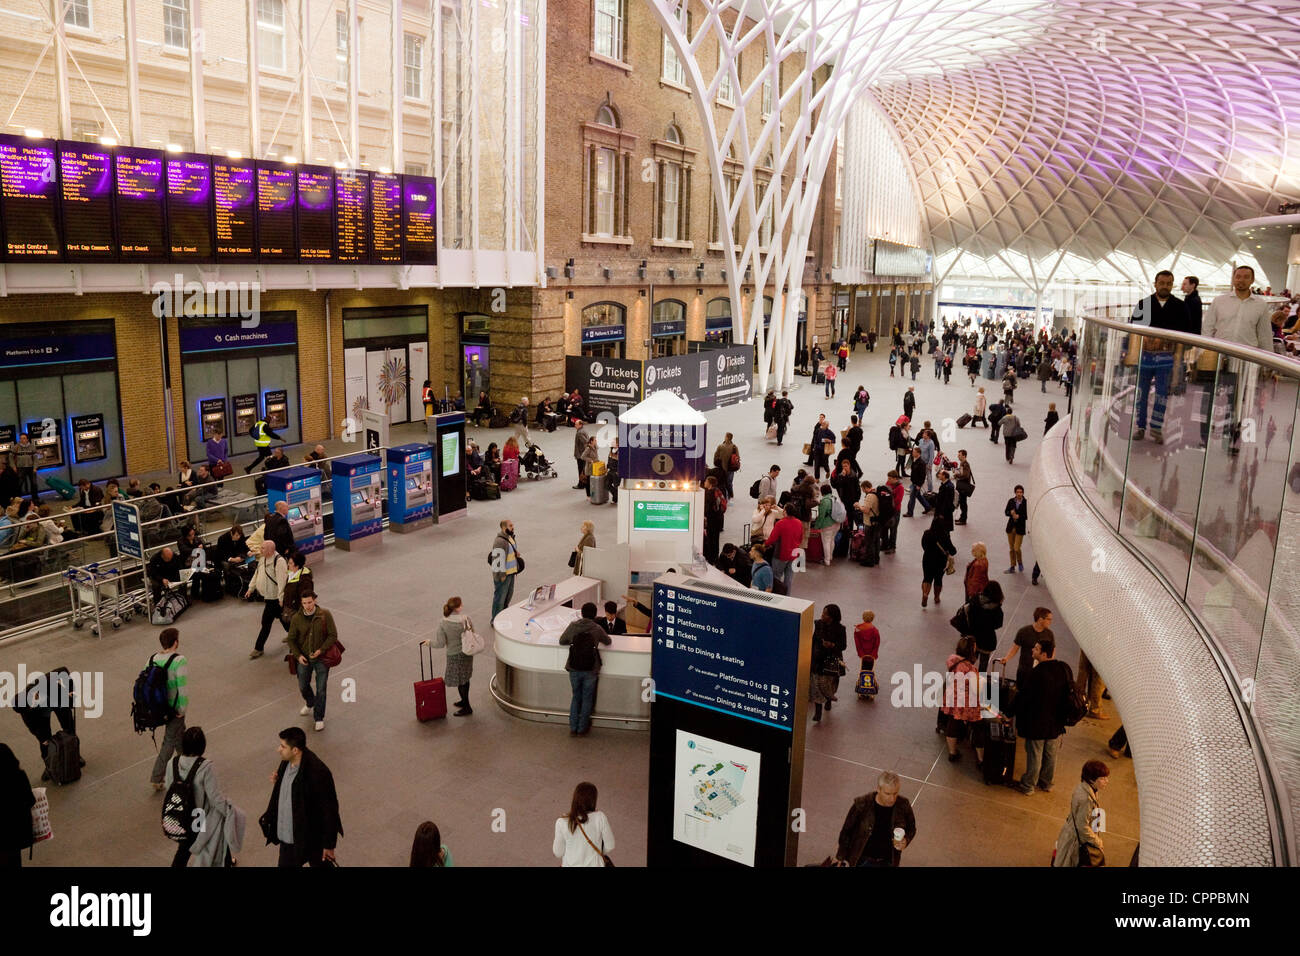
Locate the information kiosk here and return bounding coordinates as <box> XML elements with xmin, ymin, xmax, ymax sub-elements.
<box><xmin>386</xmin><ymin>443</ymin><xmax>434</xmax><ymax>532</ymax></box>
<box><xmin>265</xmin><ymin>466</ymin><xmax>324</xmax><ymax>561</ymax></box>
<box><xmin>646</xmin><ymin>573</ymin><xmax>813</xmax><ymax>868</ymax></box>
<box><xmin>330</xmin><ymin>452</ymin><xmax>383</xmax><ymax>550</ymax></box>
<box><xmin>617</xmin><ymin>390</ymin><xmax>707</xmax><ymax>630</ymax></box>
<box><xmin>427</xmin><ymin>411</ymin><xmax>466</xmax><ymax>522</ymax></box>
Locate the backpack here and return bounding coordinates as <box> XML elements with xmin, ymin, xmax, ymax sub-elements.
<box><xmin>161</xmin><ymin>755</ymin><xmax>204</xmax><ymax>843</ymax></box>
<box><xmin>888</xmin><ymin>425</ymin><xmax>904</xmax><ymax>450</ymax></box>
<box><xmin>875</xmin><ymin>486</ymin><xmax>895</xmax><ymax>522</ymax></box>
<box><xmin>749</xmin><ymin>478</ymin><xmax>762</xmax><ymax>499</ymax></box>
<box><xmin>1063</xmin><ymin>673</ymin><xmax>1089</xmax><ymax>727</ymax></box>
<box><xmin>830</xmin><ymin>495</ymin><xmax>846</xmax><ymax>524</ymax></box>
<box><xmin>729</xmin><ymin>450</ymin><xmax>740</xmax><ymax>471</ymax></box>
<box><xmin>131</xmin><ymin>653</ymin><xmax>178</xmax><ymax>736</ymax></box>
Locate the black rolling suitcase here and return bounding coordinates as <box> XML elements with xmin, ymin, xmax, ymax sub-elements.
<box><xmin>983</xmin><ymin>717</ymin><xmax>1017</xmax><ymax>785</ymax></box>
<box><xmin>199</xmin><ymin>570</ymin><xmax>223</xmax><ymax>602</ymax></box>
<box><xmin>45</xmin><ymin>730</ymin><xmax>82</xmax><ymax>786</ymax></box>
<box><xmin>957</xmin><ymin>413</ymin><xmax>972</xmax><ymax>428</ymax></box>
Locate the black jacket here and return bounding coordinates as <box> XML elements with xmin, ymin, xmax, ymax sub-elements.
<box><xmin>264</xmin><ymin>512</ymin><xmax>295</xmax><ymax>557</ymax></box>
<box><xmin>714</xmin><ymin>549</ymin><xmax>752</xmax><ymax>587</ymax></box>
<box><xmin>810</xmin><ymin>619</ymin><xmax>847</xmax><ymax>672</ymax></box>
<box><xmin>933</xmin><ymin>481</ymin><xmax>956</xmax><ymax>523</ymax></box>
<box><xmin>0</xmin><ymin>762</ymin><xmax>34</xmax><ymax>854</ymax></box>
<box><xmin>1005</xmin><ymin>496</ymin><xmax>1028</xmax><ymax>535</ymax></box>
<box><xmin>1013</xmin><ymin>658</ymin><xmax>1074</xmax><ymax>740</ymax></box>
<box><xmin>263</xmin><ymin>749</ymin><xmax>343</xmax><ymax>854</ymax></box>
<box><xmin>964</xmin><ymin>593</ymin><xmax>1005</xmax><ymax>652</ymax></box>
<box><xmin>908</xmin><ymin>456</ymin><xmax>926</xmax><ymax>486</ymax></box>
<box><xmin>597</xmin><ymin>616</ymin><xmax>627</xmax><ymax>636</ymax></box>
<box><xmin>1183</xmin><ymin>291</ymin><xmax>1202</xmax><ymax>335</ymax></box>
<box><xmin>921</xmin><ymin>525</ymin><xmax>957</xmax><ymax>577</ymax></box>
<box><xmin>1129</xmin><ymin>294</ymin><xmax>1190</xmax><ymax>334</ymax></box>
<box><xmin>559</xmin><ymin>618</ymin><xmax>611</xmax><ymax>672</ymax></box>
<box><xmin>837</xmin><ymin>792</ymin><xmax>916</xmax><ymax>866</ymax></box>
<box><xmin>147</xmin><ymin>551</ymin><xmax>183</xmax><ymax>586</ymax></box>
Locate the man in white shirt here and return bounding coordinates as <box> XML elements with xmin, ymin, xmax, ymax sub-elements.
<box><xmin>1202</xmin><ymin>265</ymin><xmax>1274</xmax><ymax>451</ymax></box>
<box><xmin>1205</xmin><ymin>265</ymin><xmax>1274</xmax><ymax>350</ymax></box>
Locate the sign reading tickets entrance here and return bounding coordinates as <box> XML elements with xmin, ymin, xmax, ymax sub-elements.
<box><xmin>633</xmin><ymin>500</ymin><xmax>690</xmax><ymax>531</ymax></box>
<box><xmin>647</xmin><ymin>574</ymin><xmax>813</xmax><ymax>868</ymax></box>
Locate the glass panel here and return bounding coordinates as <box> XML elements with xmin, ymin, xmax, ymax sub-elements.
<box><xmin>595</xmin><ymin>149</ymin><xmax>615</xmax><ymax>236</ymax></box>
<box><xmin>1071</xmin><ymin>321</ymin><xmax>1122</xmax><ymax>530</ymax></box>
<box><xmin>1117</xmin><ymin>331</ymin><xmax>1202</xmax><ymax>594</ymax></box>
<box><xmin>661</xmin><ymin>164</ymin><xmax>679</xmax><ymax>241</ymax></box>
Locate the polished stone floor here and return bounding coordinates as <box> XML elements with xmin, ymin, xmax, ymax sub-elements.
<box><xmin>3</xmin><ymin>346</ymin><xmax>1139</xmax><ymax>866</ymax></box>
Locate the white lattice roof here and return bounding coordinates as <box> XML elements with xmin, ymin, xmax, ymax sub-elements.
<box><xmin>870</xmin><ymin>0</ymin><xmax>1300</xmax><ymax>287</ymax></box>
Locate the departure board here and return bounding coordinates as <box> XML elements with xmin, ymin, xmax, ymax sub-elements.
<box><xmin>403</xmin><ymin>175</ymin><xmax>437</xmax><ymax>265</ymax></box>
<box><xmin>334</xmin><ymin>170</ymin><xmax>369</xmax><ymax>263</ymax></box>
<box><xmin>256</xmin><ymin>162</ymin><xmax>296</xmax><ymax>261</ymax></box>
<box><xmin>114</xmin><ymin>146</ymin><xmax>166</xmax><ymax>260</ymax></box>
<box><xmin>0</xmin><ymin>134</ymin><xmax>438</xmax><ymax>265</ymax></box>
<box><xmin>0</xmin><ymin>135</ymin><xmax>61</xmax><ymax>260</ymax></box>
<box><xmin>166</xmin><ymin>153</ymin><xmax>213</xmax><ymax>261</ymax></box>
<box><xmin>297</xmin><ymin>166</ymin><xmax>334</xmax><ymax>261</ymax></box>
<box><xmin>370</xmin><ymin>172</ymin><xmax>401</xmax><ymax>263</ymax></box>
<box><xmin>58</xmin><ymin>141</ymin><xmax>114</xmax><ymax>259</ymax></box>
<box><xmin>213</xmin><ymin>158</ymin><xmax>256</xmax><ymax>260</ymax></box>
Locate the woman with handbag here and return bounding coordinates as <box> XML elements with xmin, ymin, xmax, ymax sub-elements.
<box><xmin>205</xmin><ymin>425</ymin><xmax>231</xmax><ymax>480</ymax></box>
<box><xmin>964</xmin><ymin>542</ymin><xmax>990</xmax><ymax>600</ymax></box>
<box><xmin>920</xmin><ymin>517</ymin><xmax>958</xmax><ymax>608</ymax></box>
<box><xmin>437</xmin><ymin>596</ymin><xmax>474</xmax><ymax>717</ymax></box>
<box><xmin>1052</xmin><ymin>760</ymin><xmax>1109</xmax><ymax>866</ymax></box>
<box><xmin>809</xmin><ymin>604</ymin><xmax>847</xmax><ymax>723</ymax></box>
<box><xmin>941</xmin><ymin>637</ymin><xmax>985</xmax><ymax>764</ymax></box>
<box><xmin>553</xmin><ymin>781</ymin><xmax>615</xmax><ymax>867</ymax></box>
<box><xmin>572</xmin><ymin>521</ymin><xmax>596</xmax><ymax>576</ymax></box>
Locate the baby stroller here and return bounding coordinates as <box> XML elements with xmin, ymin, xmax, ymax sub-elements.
<box><xmin>521</xmin><ymin>441</ymin><xmax>559</xmax><ymax>480</ymax></box>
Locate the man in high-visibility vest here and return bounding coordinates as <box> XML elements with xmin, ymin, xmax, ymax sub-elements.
<box><xmin>243</xmin><ymin>418</ymin><xmax>282</xmax><ymax>473</ymax></box>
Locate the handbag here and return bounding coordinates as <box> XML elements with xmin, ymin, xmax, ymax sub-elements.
<box><xmin>460</xmin><ymin>617</ymin><xmax>488</xmax><ymax>656</ymax></box>
<box><xmin>211</xmin><ymin>460</ymin><xmax>233</xmax><ymax>479</ymax></box>
<box><xmin>285</xmin><ymin>653</ymin><xmax>298</xmax><ymax>676</ymax></box>
<box><xmin>30</xmin><ymin>787</ymin><xmax>52</xmax><ymax>856</ymax></box>
<box><xmin>319</xmin><ymin>639</ymin><xmax>345</xmax><ymax>668</ymax></box>
<box><xmin>823</xmin><ymin>440</ymin><xmax>836</xmax><ymax>456</ymax></box>
<box><xmin>945</xmin><ymin>555</ymin><xmax>956</xmax><ymax>575</ymax></box>
<box><xmin>577</xmin><ymin>820</ymin><xmax>614</xmax><ymax>867</ymax></box>
<box><xmin>765</xmin><ymin>424</ymin><xmax>777</xmax><ymax>439</ymax></box>
<box><xmin>956</xmin><ymin>477</ymin><xmax>975</xmax><ymax>497</ymax></box>
<box><xmin>1074</xmin><ymin>810</ymin><xmax>1105</xmax><ymax>867</ymax></box>
<box><xmin>567</xmin><ymin>550</ymin><xmax>578</xmax><ymax>568</ymax></box>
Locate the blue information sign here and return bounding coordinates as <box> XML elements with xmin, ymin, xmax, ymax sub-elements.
<box><xmin>112</xmin><ymin>500</ymin><xmax>143</xmax><ymax>559</ymax></box>
<box><xmin>651</xmin><ymin>580</ymin><xmax>803</xmax><ymax>731</ymax></box>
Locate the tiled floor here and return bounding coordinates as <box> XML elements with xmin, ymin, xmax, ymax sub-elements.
<box><xmin>3</xmin><ymin>347</ymin><xmax>1138</xmax><ymax>866</ymax></box>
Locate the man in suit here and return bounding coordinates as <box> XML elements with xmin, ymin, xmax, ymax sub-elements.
<box><xmin>71</xmin><ymin>478</ymin><xmax>104</xmax><ymax>536</ymax></box>
<box><xmin>598</xmin><ymin>600</ymin><xmax>627</xmax><ymax>635</ymax></box>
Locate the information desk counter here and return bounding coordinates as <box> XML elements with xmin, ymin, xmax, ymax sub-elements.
<box><xmin>490</xmin><ymin>569</ymin><xmax>746</xmax><ymax>728</ymax></box>
<box><xmin>491</xmin><ymin>576</ymin><xmax>651</xmax><ymax>728</ymax></box>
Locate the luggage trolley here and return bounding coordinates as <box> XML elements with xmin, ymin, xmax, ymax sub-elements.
<box><xmin>63</xmin><ymin>562</ymin><xmax>144</xmax><ymax>635</ymax></box>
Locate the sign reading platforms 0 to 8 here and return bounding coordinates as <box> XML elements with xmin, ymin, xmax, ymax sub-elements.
<box><xmin>647</xmin><ymin>574</ymin><xmax>812</xmax><ymax>868</ymax></box>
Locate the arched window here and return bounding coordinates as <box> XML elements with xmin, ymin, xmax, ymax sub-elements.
<box><xmin>665</xmin><ymin>124</ymin><xmax>681</xmax><ymax>144</ymax></box>
<box><xmin>596</xmin><ymin>104</ymin><xmax>618</xmax><ymax>128</ymax></box>
<box><xmin>581</xmin><ymin>301</ymin><xmax>626</xmax><ymax>358</ymax></box>
<box><xmin>707</xmin><ymin>297</ymin><xmax>734</xmax><ymax>343</ymax></box>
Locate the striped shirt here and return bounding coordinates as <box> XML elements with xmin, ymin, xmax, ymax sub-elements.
<box><xmin>150</xmin><ymin>651</ymin><xmax>189</xmax><ymax>717</ymax></box>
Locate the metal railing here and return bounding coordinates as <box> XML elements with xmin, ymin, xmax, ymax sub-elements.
<box><xmin>0</xmin><ymin>448</ymin><xmax>384</xmax><ymax>643</ymax></box>
<box><xmin>1070</xmin><ymin>309</ymin><xmax>1300</xmax><ymax>862</ymax></box>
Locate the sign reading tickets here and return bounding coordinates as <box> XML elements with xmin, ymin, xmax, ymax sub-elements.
<box><xmin>634</xmin><ymin>500</ymin><xmax>691</xmax><ymax>531</ymax></box>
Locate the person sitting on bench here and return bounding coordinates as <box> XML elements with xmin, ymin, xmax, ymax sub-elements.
<box><xmin>147</xmin><ymin>547</ymin><xmax>184</xmax><ymax>602</ymax></box>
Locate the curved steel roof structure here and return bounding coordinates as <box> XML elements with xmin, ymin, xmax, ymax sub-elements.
<box><xmin>871</xmin><ymin>0</ymin><xmax>1300</xmax><ymax>288</ymax></box>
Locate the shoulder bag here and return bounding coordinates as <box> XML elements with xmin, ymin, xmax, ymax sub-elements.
<box><xmin>460</xmin><ymin>616</ymin><xmax>488</xmax><ymax>656</ymax></box>
<box><xmin>211</xmin><ymin>460</ymin><xmax>233</xmax><ymax>479</ymax></box>
<box><xmin>317</xmin><ymin>613</ymin><xmax>345</xmax><ymax>668</ymax></box>
<box><xmin>1074</xmin><ymin>805</ymin><xmax>1105</xmax><ymax>867</ymax></box>
<box><xmin>577</xmin><ymin>820</ymin><xmax>614</xmax><ymax>867</ymax></box>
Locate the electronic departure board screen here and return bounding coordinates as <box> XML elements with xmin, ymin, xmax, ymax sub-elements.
<box><xmin>0</xmin><ymin>134</ymin><xmax>61</xmax><ymax>260</ymax></box>
<box><xmin>0</xmin><ymin>135</ymin><xmax>438</xmax><ymax>265</ymax></box>
<box><xmin>297</xmin><ymin>166</ymin><xmax>334</xmax><ymax>261</ymax></box>
<box><xmin>166</xmin><ymin>153</ymin><xmax>213</xmax><ymax>261</ymax></box>
<box><xmin>334</xmin><ymin>170</ymin><xmax>369</xmax><ymax>263</ymax></box>
<box><xmin>403</xmin><ymin>175</ymin><xmax>437</xmax><ymax>265</ymax></box>
<box><xmin>256</xmin><ymin>162</ymin><xmax>296</xmax><ymax>261</ymax></box>
<box><xmin>213</xmin><ymin>157</ymin><xmax>256</xmax><ymax>261</ymax></box>
<box><xmin>114</xmin><ymin>146</ymin><xmax>166</xmax><ymax>260</ymax></box>
<box><xmin>371</xmin><ymin>172</ymin><xmax>401</xmax><ymax>264</ymax></box>
<box><xmin>58</xmin><ymin>141</ymin><xmax>114</xmax><ymax>260</ymax></box>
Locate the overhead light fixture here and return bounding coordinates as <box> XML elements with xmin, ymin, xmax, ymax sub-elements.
<box><xmin>282</xmin><ymin>154</ymin><xmax>299</xmax><ymax>164</ymax></box>
<box><xmin>165</xmin><ymin>143</ymin><xmax>182</xmax><ymax>153</ymax></box>
<box><xmin>333</xmin><ymin>160</ymin><xmax>348</xmax><ymax>169</ymax></box>
<box><xmin>378</xmin><ymin>165</ymin><xmax>392</xmax><ymax>174</ymax></box>
<box><xmin>98</xmin><ymin>136</ymin><xmax>117</xmax><ymax>147</ymax></box>
<box><xmin>226</xmin><ymin>149</ymin><xmax>243</xmax><ymax>159</ymax></box>
<box><xmin>668</xmin><ymin>268</ymin><xmax>678</xmax><ymax>279</ymax></box>
<box><xmin>23</xmin><ymin>128</ymin><xmax>43</xmax><ymax>138</ymax></box>
<box><xmin>603</xmin><ymin>267</ymin><xmax>613</xmax><ymax>279</ymax></box>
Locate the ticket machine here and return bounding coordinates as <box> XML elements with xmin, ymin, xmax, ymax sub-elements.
<box><xmin>386</xmin><ymin>443</ymin><xmax>434</xmax><ymax>533</ymax></box>
<box><xmin>331</xmin><ymin>452</ymin><xmax>384</xmax><ymax>551</ymax></box>
<box><xmin>71</xmin><ymin>413</ymin><xmax>107</xmax><ymax>463</ymax></box>
<box><xmin>266</xmin><ymin>466</ymin><xmax>324</xmax><ymax>561</ymax></box>
<box><xmin>0</xmin><ymin>425</ymin><xmax>15</xmax><ymax>458</ymax></box>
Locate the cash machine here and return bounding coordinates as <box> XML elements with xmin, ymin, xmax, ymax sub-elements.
<box><xmin>331</xmin><ymin>452</ymin><xmax>384</xmax><ymax>551</ymax></box>
<box><xmin>25</xmin><ymin>419</ymin><xmax>65</xmax><ymax>469</ymax></box>
<box><xmin>71</xmin><ymin>413</ymin><xmax>107</xmax><ymax>463</ymax></box>
<box><xmin>263</xmin><ymin>389</ymin><xmax>289</xmax><ymax>430</ymax></box>
<box><xmin>199</xmin><ymin>398</ymin><xmax>228</xmax><ymax>442</ymax></box>
<box><xmin>233</xmin><ymin>394</ymin><xmax>258</xmax><ymax>438</ymax></box>
<box><xmin>266</xmin><ymin>466</ymin><xmax>324</xmax><ymax>561</ymax></box>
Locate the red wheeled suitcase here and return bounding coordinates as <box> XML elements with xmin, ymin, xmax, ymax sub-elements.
<box><xmin>415</xmin><ymin>641</ymin><xmax>448</xmax><ymax>721</ymax></box>
<box><xmin>804</xmin><ymin>532</ymin><xmax>824</xmax><ymax>565</ymax></box>
<box><xmin>499</xmin><ymin>458</ymin><xmax>518</xmax><ymax>492</ymax></box>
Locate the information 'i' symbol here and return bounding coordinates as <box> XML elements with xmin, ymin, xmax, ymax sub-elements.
<box><xmin>651</xmin><ymin>453</ymin><xmax>674</xmax><ymax>475</ymax></box>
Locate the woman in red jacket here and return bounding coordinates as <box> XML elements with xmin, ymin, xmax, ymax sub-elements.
<box><xmin>941</xmin><ymin>636</ymin><xmax>985</xmax><ymax>765</ymax></box>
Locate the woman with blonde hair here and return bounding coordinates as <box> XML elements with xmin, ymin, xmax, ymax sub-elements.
<box><xmin>573</xmin><ymin>520</ymin><xmax>596</xmax><ymax>575</ymax></box>
<box><xmin>437</xmin><ymin>596</ymin><xmax>473</xmax><ymax>716</ymax></box>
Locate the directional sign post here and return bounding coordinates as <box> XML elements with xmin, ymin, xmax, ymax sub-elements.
<box><xmin>646</xmin><ymin>574</ymin><xmax>813</xmax><ymax>867</ymax></box>
<box><xmin>112</xmin><ymin>500</ymin><xmax>143</xmax><ymax>560</ymax></box>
